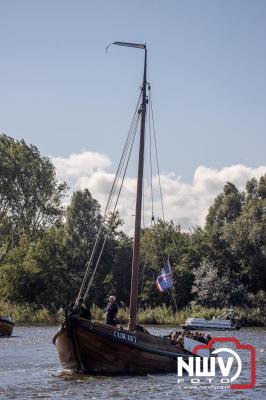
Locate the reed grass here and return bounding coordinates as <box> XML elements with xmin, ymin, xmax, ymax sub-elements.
<box><xmin>1</xmin><ymin>301</ymin><xmax>264</xmax><ymax>326</ymax></box>
<box><xmin>111</xmin><ymin>304</ymin><xmax>265</xmax><ymax>327</ymax></box>
<box><xmin>0</xmin><ymin>300</ymin><xmax>56</xmax><ymax>324</ymax></box>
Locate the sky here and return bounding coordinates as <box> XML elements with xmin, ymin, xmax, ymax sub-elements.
<box><xmin>1</xmin><ymin>0</ymin><xmax>266</xmax><ymax>232</ymax></box>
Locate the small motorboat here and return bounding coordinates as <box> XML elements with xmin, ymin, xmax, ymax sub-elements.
<box><xmin>182</xmin><ymin>317</ymin><xmax>240</xmax><ymax>331</ymax></box>
<box><xmin>0</xmin><ymin>316</ymin><xmax>15</xmax><ymax>337</ymax></box>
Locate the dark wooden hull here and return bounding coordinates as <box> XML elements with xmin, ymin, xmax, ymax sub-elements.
<box><xmin>0</xmin><ymin>318</ymin><xmax>14</xmax><ymax>337</ymax></box>
<box><xmin>54</xmin><ymin>318</ymin><xmax>189</xmax><ymax>374</ymax></box>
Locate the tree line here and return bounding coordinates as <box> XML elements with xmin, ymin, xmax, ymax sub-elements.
<box><xmin>0</xmin><ymin>134</ymin><xmax>265</xmax><ymax>313</ymax></box>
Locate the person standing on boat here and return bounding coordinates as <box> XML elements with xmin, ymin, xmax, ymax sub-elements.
<box><xmin>105</xmin><ymin>295</ymin><xmax>118</xmax><ymax>326</ymax></box>
<box><xmin>72</xmin><ymin>298</ymin><xmax>92</xmax><ymax>320</ymax></box>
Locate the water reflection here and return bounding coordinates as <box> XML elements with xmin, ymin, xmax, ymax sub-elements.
<box><xmin>0</xmin><ymin>325</ymin><xmax>265</xmax><ymax>399</ymax></box>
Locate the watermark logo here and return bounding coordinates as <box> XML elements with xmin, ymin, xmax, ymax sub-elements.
<box><xmin>177</xmin><ymin>337</ymin><xmax>256</xmax><ymax>390</ymax></box>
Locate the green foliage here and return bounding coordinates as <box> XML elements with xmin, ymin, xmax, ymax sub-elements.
<box><xmin>191</xmin><ymin>260</ymin><xmax>246</xmax><ymax>307</ymax></box>
<box><xmin>140</xmin><ymin>220</ymin><xmax>195</xmax><ymax>308</ymax></box>
<box><xmin>65</xmin><ymin>189</ymin><xmax>101</xmax><ymax>256</ymax></box>
<box><xmin>206</xmin><ymin>182</ymin><xmax>243</xmax><ymax>228</ymax></box>
<box><xmin>101</xmin><ymin>234</ymin><xmax>132</xmax><ymax>305</ymax></box>
<box><xmin>0</xmin><ymin>228</ymin><xmax>70</xmax><ymax>309</ymax></box>
<box><xmin>0</xmin><ymin>134</ymin><xmax>67</xmax><ymax>264</ymax></box>
<box><xmin>201</xmin><ymin>176</ymin><xmax>266</xmax><ymax>304</ymax></box>
<box><xmin>63</xmin><ymin>189</ymin><xmax>103</xmax><ymax>298</ymax></box>
<box><xmin>0</xmin><ymin>135</ymin><xmax>265</xmax><ymax>324</ymax></box>
<box><xmin>0</xmin><ymin>300</ymin><xmax>56</xmax><ymax>323</ymax></box>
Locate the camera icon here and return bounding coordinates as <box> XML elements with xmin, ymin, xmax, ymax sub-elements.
<box><xmin>192</xmin><ymin>337</ymin><xmax>256</xmax><ymax>389</ymax></box>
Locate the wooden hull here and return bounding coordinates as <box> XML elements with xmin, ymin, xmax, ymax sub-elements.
<box><xmin>0</xmin><ymin>318</ymin><xmax>14</xmax><ymax>337</ymax></box>
<box><xmin>54</xmin><ymin>318</ymin><xmax>189</xmax><ymax>374</ymax></box>
<box><xmin>53</xmin><ymin>327</ymin><xmax>80</xmax><ymax>370</ymax></box>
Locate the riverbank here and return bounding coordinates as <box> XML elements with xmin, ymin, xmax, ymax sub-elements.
<box><xmin>1</xmin><ymin>301</ymin><xmax>265</xmax><ymax>326</ymax></box>
<box><xmin>0</xmin><ymin>301</ymin><xmax>56</xmax><ymax>324</ymax></box>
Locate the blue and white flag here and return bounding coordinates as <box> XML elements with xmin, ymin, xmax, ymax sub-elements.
<box><xmin>156</xmin><ymin>260</ymin><xmax>172</xmax><ymax>292</ymax></box>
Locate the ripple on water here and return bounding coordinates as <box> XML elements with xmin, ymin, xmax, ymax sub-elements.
<box><xmin>0</xmin><ymin>326</ymin><xmax>265</xmax><ymax>400</ymax></box>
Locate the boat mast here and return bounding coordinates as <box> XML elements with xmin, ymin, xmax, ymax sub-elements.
<box><xmin>106</xmin><ymin>41</ymin><xmax>147</xmax><ymax>331</ymax></box>
<box><xmin>129</xmin><ymin>46</ymin><xmax>147</xmax><ymax>331</ymax></box>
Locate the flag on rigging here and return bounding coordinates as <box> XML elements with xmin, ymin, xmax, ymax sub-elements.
<box><xmin>156</xmin><ymin>260</ymin><xmax>172</xmax><ymax>292</ymax></box>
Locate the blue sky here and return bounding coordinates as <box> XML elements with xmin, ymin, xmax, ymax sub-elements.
<box><xmin>1</xmin><ymin>1</ymin><xmax>266</xmax><ymax>229</ymax></box>
<box><xmin>1</xmin><ymin>0</ymin><xmax>265</xmax><ymax>178</ymax></box>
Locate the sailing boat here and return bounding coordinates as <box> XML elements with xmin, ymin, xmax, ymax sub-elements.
<box><xmin>0</xmin><ymin>316</ymin><xmax>15</xmax><ymax>337</ymax></box>
<box><xmin>53</xmin><ymin>42</ymin><xmax>208</xmax><ymax>374</ymax></box>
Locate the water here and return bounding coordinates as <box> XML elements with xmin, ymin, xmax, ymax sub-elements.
<box><xmin>0</xmin><ymin>325</ymin><xmax>265</xmax><ymax>399</ymax></box>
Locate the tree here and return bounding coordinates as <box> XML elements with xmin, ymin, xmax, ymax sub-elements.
<box><xmin>222</xmin><ymin>176</ymin><xmax>266</xmax><ymax>293</ymax></box>
<box><xmin>62</xmin><ymin>189</ymin><xmax>102</xmax><ymax>299</ymax></box>
<box><xmin>206</xmin><ymin>182</ymin><xmax>243</xmax><ymax>229</ymax></box>
<box><xmin>0</xmin><ymin>228</ymin><xmax>69</xmax><ymax>309</ymax></box>
<box><xmin>203</xmin><ymin>182</ymin><xmax>244</xmax><ymax>275</ymax></box>
<box><xmin>62</xmin><ymin>190</ymin><xmax>131</xmax><ymax>306</ymax></box>
<box><xmin>65</xmin><ymin>189</ymin><xmax>101</xmax><ymax>256</ymax></box>
<box><xmin>139</xmin><ymin>220</ymin><xmax>193</xmax><ymax>308</ymax></box>
<box><xmin>200</xmin><ymin>176</ymin><xmax>266</xmax><ymax>304</ymax></box>
<box><xmin>191</xmin><ymin>260</ymin><xmax>244</xmax><ymax>307</ymax></box>
<box><xmin>0</xmin><ymin>134</ymin><xmax>67</xmax><ymax>263</ymax></box>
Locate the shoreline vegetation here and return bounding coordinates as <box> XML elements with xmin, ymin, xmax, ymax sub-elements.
<box><xmin>1</xmin><ymin>302</ymin><xmax>265</xmax><ymax>327</ymax></box>
<box><xmin>1</xmin><ymin>136</ymin><xmax>266</xmax><ymax>328</ymax></box>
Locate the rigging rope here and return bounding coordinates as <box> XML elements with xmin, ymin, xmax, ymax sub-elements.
<box><xmin>150</xmin><ymin>90</ymin><xmax>178</xmax><ymax>310</ymax></box>
<box><xmin>83</xmin><ymin>112</ymin><xmax>140</xmax><ymax>301</ymax></box>
<box><xmin>142</xmin><ymin>104</ymin><xmax>147</xmax><ymax>229</ymax></box>
<box><xmin>76</xmin><ymin>91</ymin><xmax>142</xmax><ymax>302</ymax></box>
<box><xmin>139</xmin><ymin>86</ymin><xmax>178</xmax><ymax>311</ymax></box>
<box><xmin>148</xmin><ymin>87</ymin><xmax>154</xmax><ymax>225</ymax></box>
<box><xmin>149</xmin><ymin>88</ymin><xmax>165</xmax><ymax>221</ymax></box>
<box><xmin>77</xmin><ymin>83</ymin><xmax>168</xmax><ymax>309</ymax></box>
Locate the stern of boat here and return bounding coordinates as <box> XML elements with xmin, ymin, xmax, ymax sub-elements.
<box><xmin>0</xmin><ymin>318</ymin><xmax>15</xmax><ymax>337</ymax></box>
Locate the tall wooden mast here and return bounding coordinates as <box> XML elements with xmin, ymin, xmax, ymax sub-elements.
<box><xmin>107</xmin><ymin>42</ymin><xmax>147</xmax><ymax>331</ymax></box>
<box><xmin>129</xmin><ymin>46</ymin><xmax>147</xmax><ymax>331</ymax></box>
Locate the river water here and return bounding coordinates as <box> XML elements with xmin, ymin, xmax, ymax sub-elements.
<box><xmin>0</xmin><ymin>325</ymin><xmax>265</xmax><ymax>399</ymax></box>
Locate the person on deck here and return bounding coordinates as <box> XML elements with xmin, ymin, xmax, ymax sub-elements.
<box><xmin>163</xmin><ymin>330</ymin><xmax>174</xmax><ymax>339</ymax></box>
<box><xmin>206</xmin><ymin>334</ymin><xmax>212</xmax><ymax>344</ymax></box>
<box><xmin>105</xmin><ymin>295</ymin><xmax>118</xmax><ymax>326</ymax></box>
<box><xmin>80</xmin><ymin>303</ymin><xmax>92</xmax><ymax>320</ymax></box>
<box><xmin>72</xmin><ymin>298</ymin><xmax>92</xmax><ymax>320</ymax></box>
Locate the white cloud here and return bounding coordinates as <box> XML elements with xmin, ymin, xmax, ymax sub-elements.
<box><xmin>53</xmin><ymin>151</ymin><xmax>111</xmax><ymax>177</ymax></box>
<box><xmin>51</xmin><ymin>151</ymin><xmax>266</xmax><ymax>234</ymax></box>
